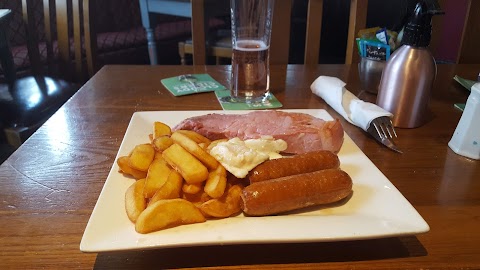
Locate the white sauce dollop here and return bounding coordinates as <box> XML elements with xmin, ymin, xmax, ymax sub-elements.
<box><xmin>208</xmin><ymin>136</ymin><xmax>287</xmax><ymax>178</ymax></box>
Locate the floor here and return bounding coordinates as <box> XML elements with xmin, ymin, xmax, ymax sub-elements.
<box><xmin>0</xmin><ymin>143</ymin><xmax>15</xmax><ymax>164</ymax></box>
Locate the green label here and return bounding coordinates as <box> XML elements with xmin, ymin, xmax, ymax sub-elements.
<box><xmin>454</xmin><ymin>75</ymin><xmax>475</xmax><ymax>92</ymax></box>
<box><xmin>454</xmin><ymin>103</ymin><xmax>465</xmax><ymax>112</ymax></box>
<box><xmin>161</xmin><ymin>74</ymin><xmax>226</xmax><ymax>96</ymax></box>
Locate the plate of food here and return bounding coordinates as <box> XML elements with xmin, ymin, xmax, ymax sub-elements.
<box><xmin>80</xmin><ymin>109</ymin><xmax>429</xmax><ymax>252</ymax></box>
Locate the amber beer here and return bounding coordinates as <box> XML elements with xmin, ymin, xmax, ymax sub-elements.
<box><xmin>231</xmin><ymin>40</ymin><xmax>270</xmax><ymax>102</ymax></box>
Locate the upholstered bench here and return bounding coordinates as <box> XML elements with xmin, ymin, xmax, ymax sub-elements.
<box><xmin>0</xmin><ymin>0</ymin><xmax>224</xmax><ymax>82</ymax></box>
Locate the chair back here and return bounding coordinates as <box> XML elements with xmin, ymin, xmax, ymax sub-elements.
<box><xmin>187</xmin><ymin>0</ymin><xmax>296</xmax><ymax>65</ymax></box>
<box><xmin>195</xmin><ymin>1</ymin><xmax>480</xmax><ymax>66</ymax></box>
<box><xmin>269</xmin><ymin>0</ymin><xmax>292</xmax><ymax>65</ymax></box>
<box><xmin>270</xmin><ymin>0</ymin><xmax>367</xmax><ymax>65</ymax></box>
<box><xmin>456</xmin><ymin>0</ymin><xmax>479</xmax><ymax>64</ymax></box>
<box><xmin>22</xmin><ymin>0</ymin><xmax>97</xmax><ymax>82</ymax></box>
<box><xmin>187</xmin><ymin>0</ymin><xmax>368</xmax><ymax>65</ymax></box>
<box><xmin>190</xmin><ymin>0</ymin><xmax>207</xmax><ymax>65</ymax></box>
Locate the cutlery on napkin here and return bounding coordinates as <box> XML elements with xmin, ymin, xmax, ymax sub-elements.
<box><xmin>311</xmin><ymin>76</ymin><xmax>402</xmax><ymax>153</ymax></box>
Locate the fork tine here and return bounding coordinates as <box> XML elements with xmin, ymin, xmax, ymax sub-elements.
<box><xmin>379</xmin><ymin>124</ymin><xmax>388</xmax><ymax>139</ymax></box>
<box><xmin>383</xmin><ymin>121</ymin><xmax>393</xmax><ymax>138</ymax></box>
<box><xmin>383</xmin><ymin>118</ymin><xmax>397</xmax><ymax>138</ymax></box>
<box><xmin>376</xmin><ymin>117</ymin><xmax>397</xmax><ymax>138</ymax></box>
<box><xmin>367</xmin><ymin>117</ymin><xmax>402</xmax><ymax>153</ymax></box>
<box><xmin>388</xmin><ymin>125</ymin><xmax>397</xmax><ymax>138</ymax></box>
<box><xmin>373</xmin><ymin>122</ymin><xmax>385</xmax><ymax>139</ymax></box>
<box><xmin>371</xmin><ymin>117</ymin><xmax>400</xmax><ymax>139</ymax></box>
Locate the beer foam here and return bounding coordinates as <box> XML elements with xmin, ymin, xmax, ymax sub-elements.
<box><xmin>234</xmin><ymin>40</ymin><xmax>269</xmax><ymax>51</ymax></box>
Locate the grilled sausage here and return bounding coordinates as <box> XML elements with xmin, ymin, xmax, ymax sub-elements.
<box><xmin>241</xmin><ymin>168</ymin><xmax>352</xmax><ymax>216</ymax></box>
<box><xmin>248</xmin><ymin>150</ymin><xmax>340</xmax><ymax>184</ymax></box>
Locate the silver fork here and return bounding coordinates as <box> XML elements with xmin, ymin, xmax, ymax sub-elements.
<box><xmin>367</xmin><ymin>116</ymin><xmax>402</xmax><ymax>153</ymax></box>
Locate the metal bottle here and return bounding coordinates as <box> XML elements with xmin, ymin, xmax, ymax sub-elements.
<box><xmin>376</xmin><ymin>0</ymin><xmax>444</xmax><ymax>128</ymax></box>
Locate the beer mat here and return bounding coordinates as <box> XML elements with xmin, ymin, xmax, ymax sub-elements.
<box><xmin>454</xmin><ymin>103</ymin><xmax>465</xmax><ymax>112</ymax></box>
<box><xmin>215</xmin><ymin>90</ymin><xmax>283</xmax><ymax>110</ymax></box>
<box><xmin>453</xmin><ymin>75</ymin><xmax>476</xmax><ymax>112</ymax></box>
<box><xmin>453</xmin><ymin>75</ymin><xmax>475</xmax><ymax>91</ymax></box>
<box><xmin>453</xmin><ymin>75</ymin><xmax>476</xmax><ymax>91</ymax></box>
<box><xmin>161</xmin><ymin>74</ymin><xmax>226</xmax><ymax>96</ymax></box>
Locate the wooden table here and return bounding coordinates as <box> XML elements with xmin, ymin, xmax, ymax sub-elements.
<box><xmin>1</xmin><ymin>64</ymin><xmax>479</xmax><ymax>269</ymax></box>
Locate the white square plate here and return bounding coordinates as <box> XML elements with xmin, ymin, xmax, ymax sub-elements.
<box><xmin>80</xmin><ymin>109</ymin><xmax>429</xmax><ymax>252</ymax></box>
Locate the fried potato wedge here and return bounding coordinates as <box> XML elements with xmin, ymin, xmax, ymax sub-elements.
<box><xmin>149</xmin><ymin>170</ymin><xmax>183</xmax><ymax>205</ymax></box>
<box><xmin>200</xmin><ymin>184</ymin><xmax>243</xmax><ymax>218</ymax></box>
<box><xmin>204</xmin><ymin>164</ymin><xmax>227</xmax><ymax>198</ymax></box>
<box><xmin>182</xmin><ymin>182</ymin><xmax>203</xmax><ymax>194</ymax></box>
<box><xmin>135</xmin><ymin>198</ymin><xmax>206</xmax><ymax>234</ymax></box>
<box><xmin>175</xmin><ymin>129</ymin><xmax>211</xmax><ymax>145</ymax></box>
<box><xmin>162</xmin><ymin>143</ymin><xmax>208</xmax><ymax>184</ymax></box>
<box><xmin>154</xmin><ymin>151</ymin><xmax>163</xmax><ymax>160</ymax></box>
<box><xmin>153</xmin><ymin>121</ymin><xmax>172</xmax><ymax>139</ymax></box>
<box><xmin>152</xmin><ymin>136</ymin><xmax>174</xmax><ymax>152</ymax></box>
<box><xmin>128</xmin><ymin>144</ymin><xmax>155</xmax><ymax>172</ymax></box>
<box><xmin>125</xmin><ymin>178</ymin><xmax>147</xmax><ymax>223</ymax></box>
<box><xmin>182</xmin><ymin>190</ymin><xmax>211</xmax><ymax>207</ymax></box>
<box><xmin>144</xmin><ymin>157</ymin><xmax>172</xmax><ymax>198</ymax></box>
<box><xmin>117</xmin><ymin>156</ymin><xmax>147</xmax><ymax>179</ymax></box>
<box><xmin>171</xmin><ymin>132</ymin><xmax>218</xmax><ymax>170</ymax></box>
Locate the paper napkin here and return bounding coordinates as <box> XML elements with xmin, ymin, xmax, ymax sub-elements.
<box><xmin>310</xmin><ymin>76</ymin><xmax>392</xmax><ymax>131</ymax></box>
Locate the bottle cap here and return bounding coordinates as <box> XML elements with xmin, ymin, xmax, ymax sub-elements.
<box><xmin>402</xmin><ymin>0</ymin><xmax>444</xmax><ymax>47</ymax></box>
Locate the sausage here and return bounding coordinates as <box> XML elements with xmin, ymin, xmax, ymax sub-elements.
<box><xmin>248</xmin><ymin>150</ymin><xmax>340</xmax><ymax>184</ymax></box>
<box><xmin>241</xmin><ymin>168</ymin><xmax>352</xmax><ymax>216</ymax></box>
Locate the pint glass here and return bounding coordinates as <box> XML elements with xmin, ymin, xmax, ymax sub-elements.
<box><xmin>230</xmin><ymin>0</ymin><xmax>274</xmax><ymax>103</ymax></box>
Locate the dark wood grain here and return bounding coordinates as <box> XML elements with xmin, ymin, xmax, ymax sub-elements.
<box><xmin>458</xmin><ymin>0</ymin><xmax>480</xmax><ymax>64</ymax></box>
<box><xmin>304</xmin><ymin>0</ymin><xmax>323</xmax><ymax>65</ymax></box>
<box><xmin>1</xmin><ymin>64</ymin><xmax>480</xmax><ymax>269</ymax></box>
<box><xmin>345</xmin><ymin>0</ymin><xmax>368</xmax><ymax>64</ymax></box>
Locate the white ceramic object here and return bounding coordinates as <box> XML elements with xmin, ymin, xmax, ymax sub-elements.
<box><xmin>80</xmin><ymin>109</ymin><xmax>429</xmax><ymax>253</ymax></box>
<box><xmin>448</xmin><ymin>83</ymin><xmax>480</xmax><ymax>160</ymax></box>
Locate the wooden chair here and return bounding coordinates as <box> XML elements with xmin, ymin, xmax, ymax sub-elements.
<box><xmin>424</xmin><ymin>0</ymin><xmax>479</xmax><ymax>64</ymax></box>
<box><xmin>178</xmin><ymin>0</ymin><xmax>368</xmax><ymax>65</ymax></box>
<box><xmin>24</xmin><ymin>0</ymin><xmax>97</xmax><ymax>82</ymax></box>
<box><xmin>0</xmin><ymin>0</ymin><xmax>97</xmax><ymax>148</ymax></box>
<box><xmin>261</xmin><ymin>0</ymin><xmax>368</xmax><ymax>65</ymax></box>
<box><xmin>177</xmin><ymin>0</ymin><xmax>230</xmax><ymax>65</ymax></box>
<box><xmin>456</xmin><ymin>0</ymin><xmax>479</xmax><ymax>64</ymax></box>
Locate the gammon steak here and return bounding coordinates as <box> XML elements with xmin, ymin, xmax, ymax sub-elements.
<box><xmin>173</xmin><ymin>110</ymin><xmax>344</xmax><ymax>154</ymax></box>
